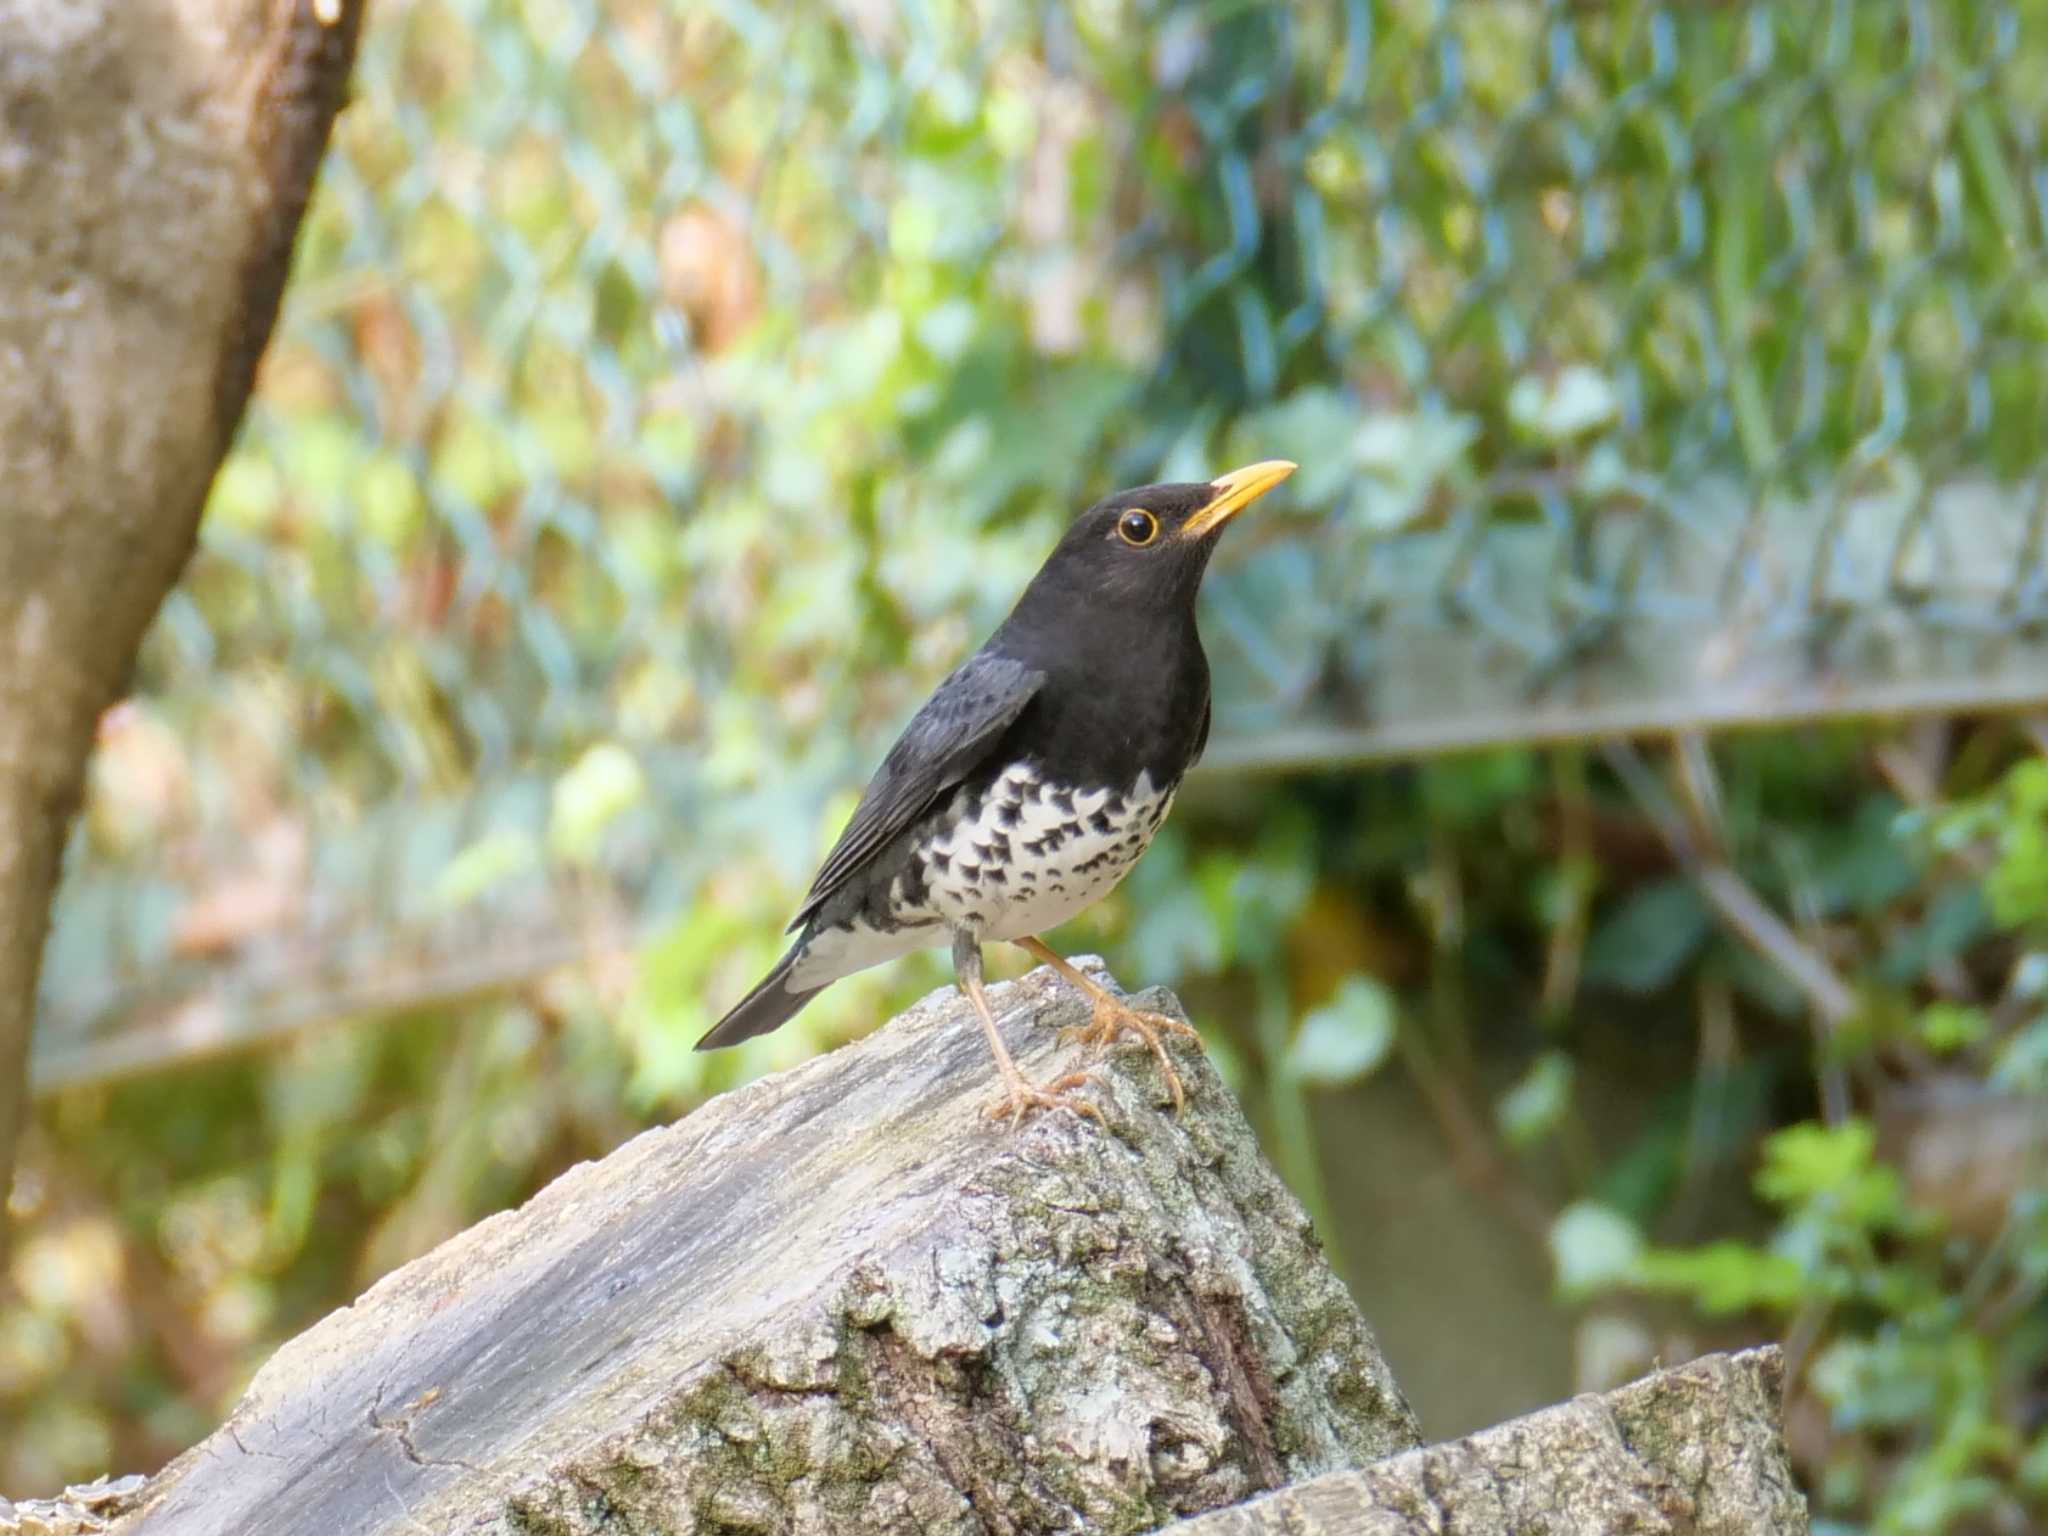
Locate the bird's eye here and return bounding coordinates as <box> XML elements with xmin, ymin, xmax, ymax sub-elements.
<box><xmin>1116</xmin><ymin>509</ymin><xmax>1159</xmax><ymax>547</ymax></box>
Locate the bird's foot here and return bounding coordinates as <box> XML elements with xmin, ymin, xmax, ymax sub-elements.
<box><xmin>983</xmin><ymin>1068</ymin><xmax>1104</xmax><ymax>1132</ymax></box>
<box><xmin>1061</xmin><ymin>995</ymin><xmax>1201</xmax><ymax>1114</ymax></box>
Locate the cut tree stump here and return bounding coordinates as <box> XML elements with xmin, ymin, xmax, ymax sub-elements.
<box><xmin>1160</xmin><ymin>1345</ymin><xmax>1806</xmax><ymax>1535</ymax></box>
<box><xmin>112</xmin><ymin>961</ymin><xmax>1419</xmax><ymax>1536</ymax></box>
<box><xmin>90</xmin><ymin>961</ymin><xmax>1806</xmax><ymax>1536</ymax></box>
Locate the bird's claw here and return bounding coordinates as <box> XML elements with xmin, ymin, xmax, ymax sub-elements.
<box><xmin>984</xmin><ymin>1070</ymin><xmax>1104</xmax><ymax>1131</ymax></box>
<box><xmin>1059</xmin><ymin>996</ymin><xmax>1200</xmax><ymax>1115</ymax></box>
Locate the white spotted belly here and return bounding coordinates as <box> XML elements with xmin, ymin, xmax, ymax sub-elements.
<box><xmin>911</xmin><ymin>766</ymin><xmax>1176</xmax><ymax>942</ymax></box>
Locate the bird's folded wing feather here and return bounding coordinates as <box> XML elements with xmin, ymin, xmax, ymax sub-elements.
<box><xmin>791</xmin><ymin>651</ymin><xmax>1044</xmax><ymax>929</ymax></box>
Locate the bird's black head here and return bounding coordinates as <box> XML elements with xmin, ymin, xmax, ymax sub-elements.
<box><xmin>1022</xmin><ymin>460</ymin><xmax>1297</xmax><ymax>614</ymax></box>
<box><xmin>990</xmin><ymin>459</ymin><xmax>1295</xmax><ymax>772</ymax></box>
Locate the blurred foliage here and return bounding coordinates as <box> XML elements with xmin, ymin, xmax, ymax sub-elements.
<box><xmin>1614</xmin><ymin>758</ymin><xmax>2048</xmax><ymax>1535</ymax></box>
<box><xmin>5</xmin><ymin>2</ymin><xmax>2047</xmax><ymax>1531</ymax></box>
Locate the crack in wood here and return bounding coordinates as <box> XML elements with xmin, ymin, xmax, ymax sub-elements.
<box><xmin>368</xmin><ymin>1383</ymin><xmax>485</xmax><ymax>1477</ymax></box>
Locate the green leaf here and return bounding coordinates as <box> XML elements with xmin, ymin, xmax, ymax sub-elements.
<box><xmin>1232</xmin><ymin>391</ymin><xmax>1480</xmax><ymax>530</ymax></box>
<box><xmin>1876</xmin><ymin>882</ymin><xmax>1989</xmax><ymax>986</ymax></box>
<box><xmin>1596</xmin><ymin>1120</ymin><xmax>1687</xmax><ymax>1220</ymax></box>
<box><xmin>1419</xmin><ymin>751</ymin><xmax>1540</xmax><ymax>827</ymax></box>
<box><xmin>1724</xmin><ymin>942</ymin><xmax>1806</xmax><ymax>1019</ymax></box>
<box><xmin>1584</xmin><ymin>878</ymin><xmax>1711</xmax><ymax>994</ymax></box>
<box><xmin>1632</xmin><ymin>1241</ymin><xmax>1808</xmax><ymax>1314</ymax></box>
<box><xmin>1507</xmin><ymin>364</ymin><xmax>1619</xmax><ymax>443</ymax></box>
<box><xmin>1497</xmin><ymin>1050</ymin><xmax>1574</xmax><ymax>1149</ymax></box>
<box><xmin>209</xmin><ymin>452</ymin><xmax>285</xmax><ymax>533</ymax></box>
<box><xmin>1757</xmin><ymin>1120</ymin><xmax>1876</xmax><ymax>1203</ymax></box>
<box><xmin>1809</xmin><ymin>796</ymin><xmax>1916</xmax><ymax>915</ymax></box>
<box><xmin>1287</xmin><ymin>976</ymin><xmax>1397</xmax><ymax>1088</ymax></box>
<box><xmin>1987</xmin><ymin>760</ymin><xmax>2048</xmax><ymax>926</ymax></box>
<box><xmin>431</xmin><ymin>829</ymin><xmax>541</xmax><ymax>911</ymax></box>
<box><xmin>431</xmin><ymin>409</ymin><xmax>517</xmax><ymax>508</ymax></box>
<box><xmin>1549</xmin><ymin>1201</ymin><xmax>1643</xmax><ymax>1299</ymax></box>
<box><xmin>1756</xmin><ymin>1120</ymin><xmax>1909</xmax><ymax>1230</ymax></box>
<box><xmin>360</xmin><ymin>457</ymin><xmax>424</xmax><ymax>551</ymax></box>
<box><xmin>1219</xmin><ymin>818</ymin><xmax>1318</xmax><ymax>967</ymax></box>
<box><xmin>550</xmin><ymin>743</ymin><xmax>647</xmax><ymax>865</ymax></box>
<box><xmin>624</xmin><ymin>905</ymin><xmax>761</xmax><ymax>1104</ymax></box>
<box><xmin>1916</xmin><ymin>1001</ymin><xmax>1989</xmax><ymax>1054</ymax></box>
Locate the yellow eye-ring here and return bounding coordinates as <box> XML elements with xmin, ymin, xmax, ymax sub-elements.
<box><xmin>1116</xmin><ymin>509</ymin><xmax>1159</xmax><ymax>546</ymax></box>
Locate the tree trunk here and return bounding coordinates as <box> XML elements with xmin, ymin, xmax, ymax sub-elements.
<box><xmin>0</xmin><ymin>0</ymin><xmax>364</xmax><ymax>1224</ymax></box>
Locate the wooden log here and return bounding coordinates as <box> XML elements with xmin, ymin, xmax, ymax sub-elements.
<box><xmin>74</xmin><ymin>962</ymin><xmax>1806</xmax><ymax>1536</ymax></box>
<box><xmin>1161</xmin><ymin>1346</ymin><xmax>1805</xmax><ymax>1536</ymax></box>
<box><xmin>111</xmin><ymin>961</ymin><xmax>1419</xmax><ymax>1536</ymax></box>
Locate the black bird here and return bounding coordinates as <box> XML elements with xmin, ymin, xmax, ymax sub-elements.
<box><xmin>697</xmin><ymin>460</ymin><xmax>1298</xmax><ymax>1124</ymax></box>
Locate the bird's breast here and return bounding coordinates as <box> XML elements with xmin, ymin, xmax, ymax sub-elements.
<box><xmin>901</xmin><ymin>763</ymin><xmax>1177</xmax><ymax>940</ymax></box>
<box><xmin>1020</xmin><ymin>639</ymin><xmax>1211</xmax><ymax>792</ymax></box>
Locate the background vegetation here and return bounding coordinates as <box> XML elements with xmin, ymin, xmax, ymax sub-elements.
<box><xmin>5</xmin><ymin>2</ymin><xmax>2046</xmax><ymax>1532</ymax></box>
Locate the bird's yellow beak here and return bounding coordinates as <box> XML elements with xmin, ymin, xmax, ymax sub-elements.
<box><xmin>1181</xmin><ymin>459</ymin><xmax>1297</xmax><ymax>540</ymax></box>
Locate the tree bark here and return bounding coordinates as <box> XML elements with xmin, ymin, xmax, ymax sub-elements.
<box><xmin>1161</xmin><ymin>1346</ymin><xmax>1805</xmax><ymax>1535</ymax></box>
<box><xmin>0</xmin><ymin>0</ymin><xmax>364</xmax><ymax>1222</ymax></box>
<box><xmin>111</xmin><ymin>964</ymin><xmax>1420</xmax><ymax>1536</ymax></box>
<box><xmin>13</xmin><ymin>1350</ymin><xmax>1806</xmax><ymax>1536</ymax></box>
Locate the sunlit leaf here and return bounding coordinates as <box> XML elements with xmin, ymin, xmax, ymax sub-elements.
<box><xmin>1497</xmin><ymin>1051</ymin><xmax>1574</xmax><ymax>1149</ymax></box>
<box><xmin>1632</xmin><ymin>1242</ymin><xmax>1807</xmax><ymax>1314</ymax></box>
<box><xmin>1507</xmin><ymin>364</ymin><xmax>1619</xmax><ymax>442</ymax></box>
<box><xmin>1286</xmin><ymin>975</ymin><xmax>1397</xmax><ymax>1087</ymax></box>
<box><xmin>210</xmin><ymin>453</ymin><xmax>285</xmax><ymax>533</ymax></box>
<box><xmin>1757</xmin><ymin>1120</ymin><xmax>1876</xmax><ymax>1202</ymax></box>
<box><xmin>1548</xmin><ymin>1201</ymin><xmax>1643</xmax><ymax>1299</ymax></box>
<box><xmin>431</xmin><ymin>829</ymin><xmax>541</xmax><ymax>911</ymax></box>
<box><xmin>1916</xmin><ymin>1001</ymin><xmax>1989</xmax><ymax>1054</ymax></box>
<box><xmin>550</xmin><ymin>743</ymin><xmax>647</xmax><ymax>865</ymax></box>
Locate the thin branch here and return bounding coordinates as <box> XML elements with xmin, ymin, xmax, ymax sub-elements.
<box><xmin>1603</xmin><ymin>740</ymin><xmax>1857</xmax><ymax>1030</ymax></box>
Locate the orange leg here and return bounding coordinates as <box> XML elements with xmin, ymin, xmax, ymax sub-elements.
<box><xmin>953</xmin><ymin>933</ymin><xmax>1102</xmax><ymax>1130</ymax></box>
<box><xmin>1014</xmin><ymin>937</ymin><xmax>1201</xmax><ymax>1114</ymax></box>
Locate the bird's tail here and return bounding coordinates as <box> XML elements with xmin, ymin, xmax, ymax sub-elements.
<box><xmin>695</xmin><ymin>941</ymin><xmax>825</xmax><ymax>1051</ymax></box>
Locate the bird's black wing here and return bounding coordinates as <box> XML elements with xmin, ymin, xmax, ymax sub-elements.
<box><xmin>791</xmin><ymin>651</ymin><xmax>1044</xmax><ymax>930</ymax></box>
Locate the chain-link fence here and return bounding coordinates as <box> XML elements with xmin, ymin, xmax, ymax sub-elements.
<box><xmin>33</xmin><ymin>0</ymin><xmax>2048</xmax><ymax>1087</ymax></box>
